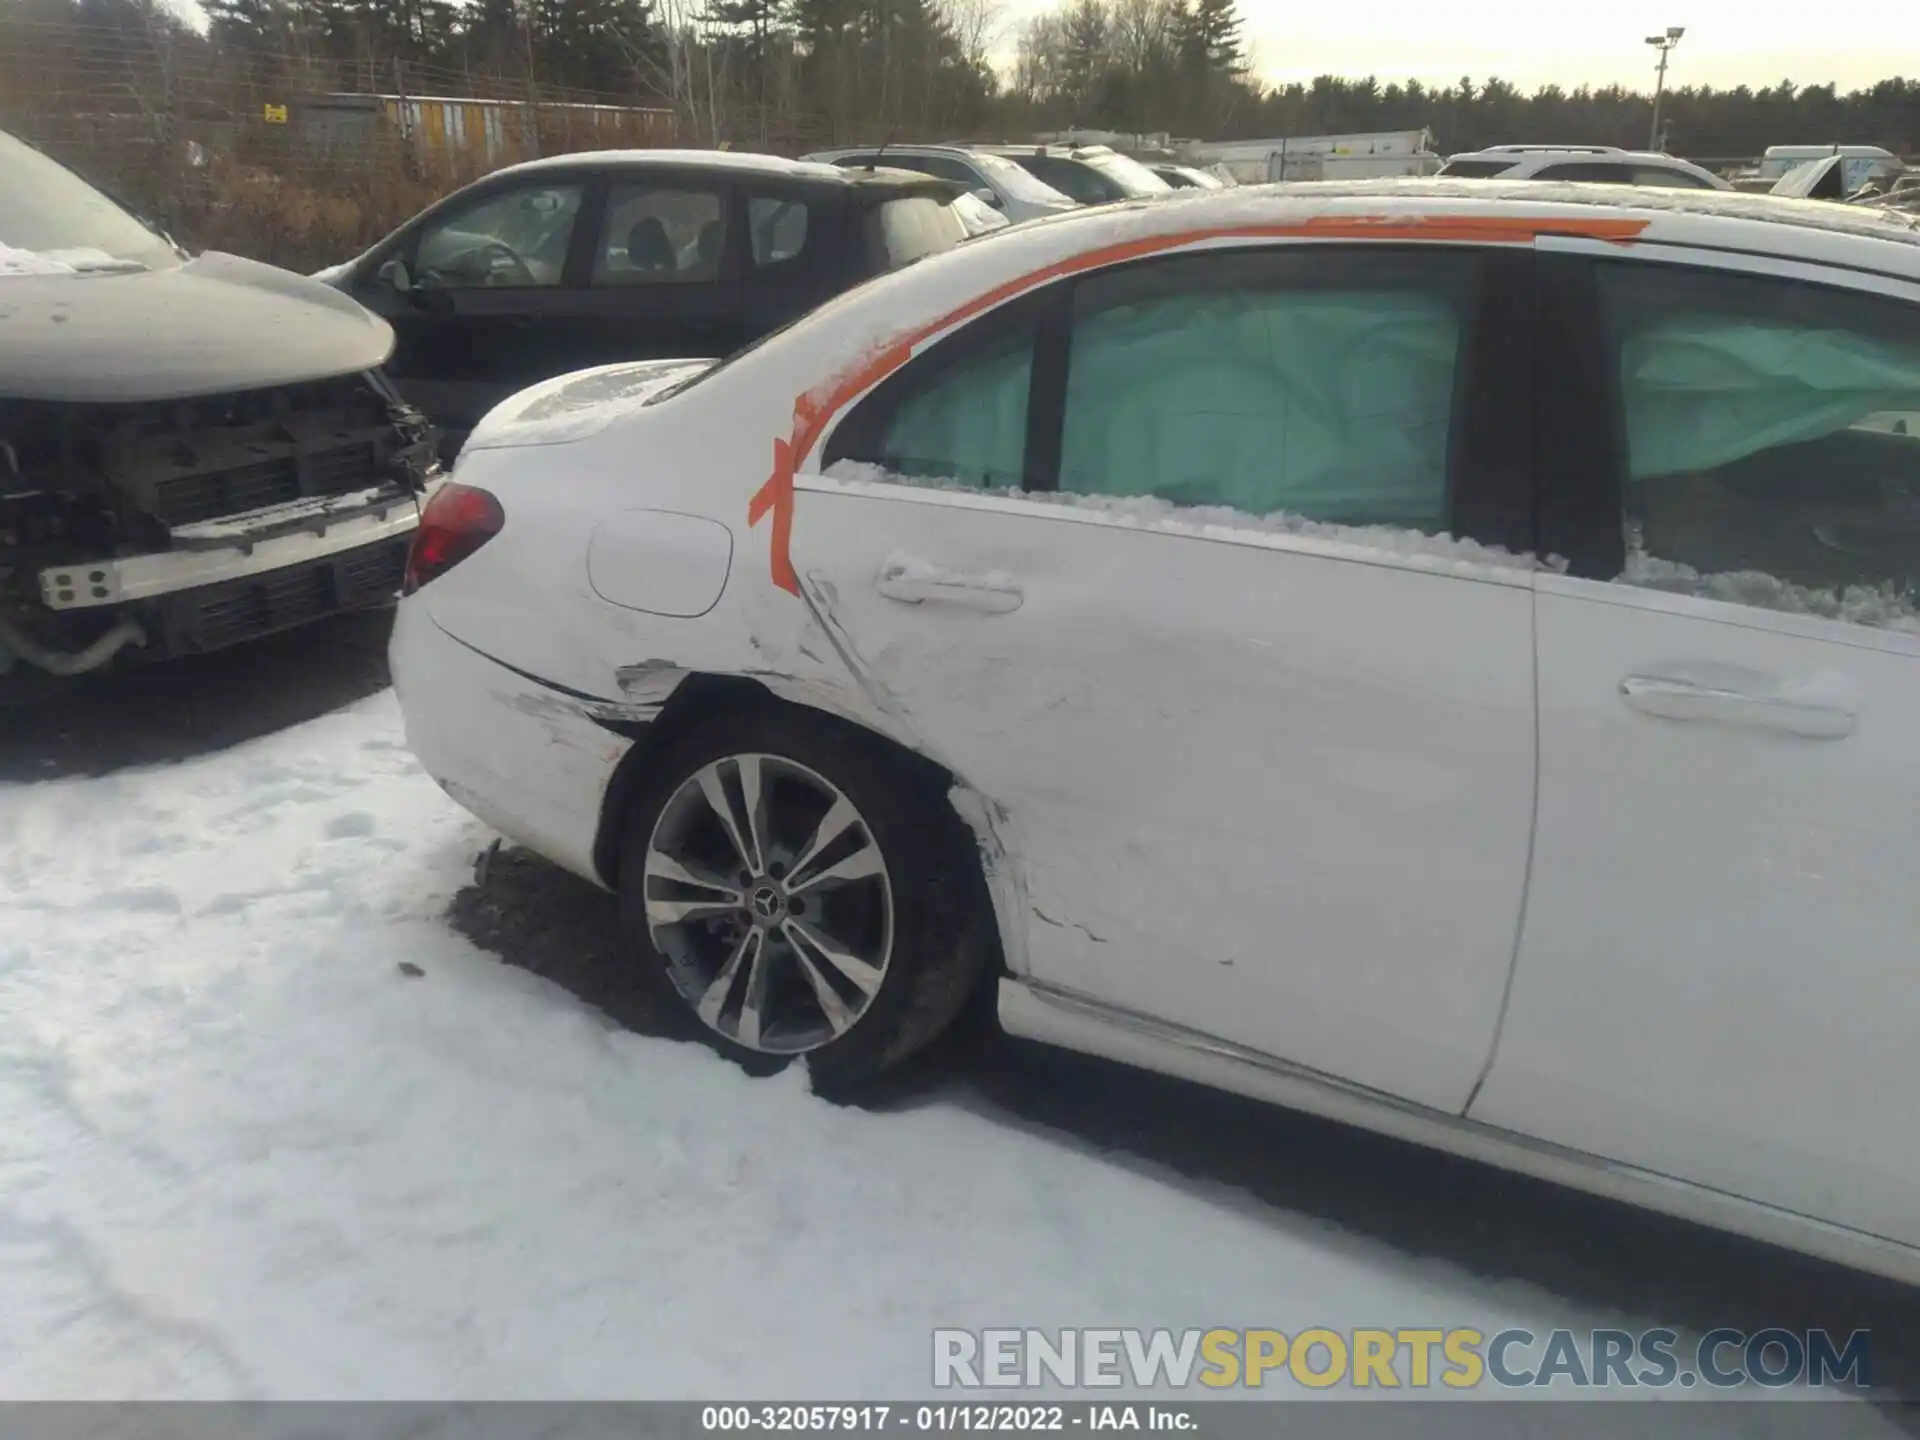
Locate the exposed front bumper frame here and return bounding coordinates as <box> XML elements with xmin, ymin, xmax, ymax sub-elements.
<box><xmin>38</xmin><ymin>480</ymin><xmax>437</xmax><ymax>611</ymax></box>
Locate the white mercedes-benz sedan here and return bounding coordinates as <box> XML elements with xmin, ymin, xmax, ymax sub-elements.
<box><xmin>391</xmin><ymin>179</ymin><xmax>1920</xmax><ymax>1286</ymax></box>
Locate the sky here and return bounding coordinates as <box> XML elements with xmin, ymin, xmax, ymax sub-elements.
<box><xmin>992</xmin><ymin>0</ymin><xmax>1920</xmax><ymax>94</ymax></box>
<box><xmin>152</xmin><ymin>0</ymin><xmax>1915</xmax><ymax>96</ymax></box>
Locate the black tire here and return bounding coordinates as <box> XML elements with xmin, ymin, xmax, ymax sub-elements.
<box><xmin>616</xmin><ymin>703</ymin><xmax>994</xmax><ymax>1093</ymax></box>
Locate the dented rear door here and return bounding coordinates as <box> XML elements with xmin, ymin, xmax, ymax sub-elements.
<box><xmin>786</xmin><ymin>239</ymin><xmax>1541</xmax><ymax>1114</ymax></box>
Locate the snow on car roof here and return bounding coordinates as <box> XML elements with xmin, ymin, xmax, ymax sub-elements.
<box><xmin>500</xmin><ymin>148</ymin><xmax>849</xmax><ymax>182</ymax></box>
<box><xmin>1259</xmin><ymin>176</ymin><xmax>1920</xmax><ymax>254</ymax></box>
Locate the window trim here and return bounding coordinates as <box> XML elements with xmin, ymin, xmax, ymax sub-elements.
<box><xmin>824</xmin><ymin>242</ymin><xmax>1533</xmax><ymax>554</ymax></box>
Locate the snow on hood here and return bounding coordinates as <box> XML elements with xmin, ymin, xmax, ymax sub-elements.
<box><xmin>461</xmin><ymin>358</ymin><xmax>720</xmax><ymax>453</ymax></box>
<box><xmin>0</xmin><ymin>249</ymin><xmax>394</xmax><ymax>403</ymax></box>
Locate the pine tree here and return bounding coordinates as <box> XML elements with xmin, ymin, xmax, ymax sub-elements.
<box><xmin>1172</xmin><ymin>0</ymin><xmax>1242</xmax><ymax>75</ymax></box>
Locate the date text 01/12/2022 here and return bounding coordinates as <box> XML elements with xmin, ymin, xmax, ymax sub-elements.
<box><xmin>701</xmin><ymin>1406</ymin><xmax>1197</xmax><ymax>1431</ymax></box>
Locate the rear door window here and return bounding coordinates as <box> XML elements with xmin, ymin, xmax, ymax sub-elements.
<box><xmin>1438</xmin><ymin>159</ymin><xmax>1517</xmax><ymax>178</ymax></box>
<box><xmin>593</xmin><ymin>182</ymin><xmax>727</xmax><ymax>285</ymax></box>
<box><xmin>1056</xmin><ymin>248</ymin><xmax>1477</xmax><ymax>530</ymax></box>
<box><xmin>1595</xmin><ymin>260</ymin><xmax>1920</xmax><ymax>607</ymax></box>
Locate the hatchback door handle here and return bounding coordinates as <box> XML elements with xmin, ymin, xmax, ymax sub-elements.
<box><xmin>1620</xmin><ymin>674</ymin><xmax>1857</xmax><ymax>739</ymax></box>
<box><xmin>876</xmin><ymin>555</ymin><xmax>1023</xmax><ymax>614</ymax></box>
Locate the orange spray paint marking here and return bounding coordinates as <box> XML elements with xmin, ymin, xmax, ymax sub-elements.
<box><xmin>746</xmin><ymin>211</ymin><xmax>1650</xmax><ymax>592</ymax></box>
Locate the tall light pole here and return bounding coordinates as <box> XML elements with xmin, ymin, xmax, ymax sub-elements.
<box><xmin>1646</xmin><ymin>26</ymin><xmax>1685</xmax><ymax>152</ymax></box>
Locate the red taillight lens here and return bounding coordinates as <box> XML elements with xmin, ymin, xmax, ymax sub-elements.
<box><xmin>403</xmin><ymin>482</ymin><xmax>505</xmax><ymax>595</ymax></box>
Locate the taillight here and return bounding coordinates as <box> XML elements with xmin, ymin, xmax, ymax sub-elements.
<box><xmin>404</xmin><ymin>482</ymin><xmax>504</xmax><ymax>595</ymax></box>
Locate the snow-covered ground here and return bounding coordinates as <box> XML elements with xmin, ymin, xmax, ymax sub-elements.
<box><xmin>0</xmin><ymin>692</ymin><xmax>1894</xmax><ymax>1420</ymax></box>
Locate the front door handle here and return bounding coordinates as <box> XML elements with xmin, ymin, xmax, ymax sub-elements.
<box><xmin>1620</xmin><ymin>673</ymin><xmax>1858</xmax><ymax>740</ymax></box>
<box><xmin>876</xmin><ymin>554</ymin><xmax>1023</xmax><ymax>614</ymax></box>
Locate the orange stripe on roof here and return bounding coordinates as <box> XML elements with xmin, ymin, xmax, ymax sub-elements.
<box><xmin>747</xmin><ymin>212</ymin><xmax>1647</xmax><ymax>595</ymax></box>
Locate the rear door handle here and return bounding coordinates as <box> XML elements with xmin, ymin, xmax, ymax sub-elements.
<box><xmin>1620</xmin><ymin>674</ymin><xmax>1857</xmax><ymax>739</ymax></box>
<box><xmin>876</xmin><ymin>555</ymin><xmax>1023</xmax><ymax>614</ymax></box>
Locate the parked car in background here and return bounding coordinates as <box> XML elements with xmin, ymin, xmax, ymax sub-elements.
<box><xmin>316</xmin><ymin>151</ymin><xmax>978</xmax><ymax>460</ymax></box>
<box><xmin>1757</xmin><ymin>144</ymin><xmax>1901</xmax><ymax>196</ymax></box>
<box><xmin>801</xmin><ymin>144</ymin><xmax>1078</xmax><ymax>224</ymax></box>
<box><xmin>0</xmin><ymin>127</ymin><xmax>435</xmax><ymax>699</ymax></box>
<box><xmin>1438</xmin><ymin>144</ymin><xmax>1732</xmax><ymax>190</ymax></box>
<box><xmin>1151</xmin><ymin>163</ymin><xmax>1232</xmax><ymax>190</ymax></box>
<box><xmin>970</xmin><ymin>143</ymin><xmax>1175</xmax><ymax>205</ymax></box>
<box><xmin>393</xmin><ymin>178</ymin><xmax>1920</xmax><ymax>1287</ymax></box>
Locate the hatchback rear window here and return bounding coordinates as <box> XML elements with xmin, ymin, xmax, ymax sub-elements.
<box><xmin>865</xmin><ymin>195</ymin><xmax>967</xmax><ymax>270</ymax></box>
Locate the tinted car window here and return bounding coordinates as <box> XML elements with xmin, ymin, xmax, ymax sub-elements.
<box><xmin>1013</xmin><ymin>155</ymin><xmax>1122</xmax><ymax>205</ymax></box>
<box><xmin>899</xmin><ymin>154</ymin><xmax>981</xmax><ymax>185</ymax></box>
<box><xmin>1079</xmin><ymin>150</ymin><xmax>1174</xmax><ymax>197</ymax></box>
<box><xmin>1437</xmin><ymin>159</ymin><xmax>1517</xmax><ymax>178</ymax></box>
<box><xmin>1597</xmin><ymin>260</ymin><xmax>1920</xmax><ymax>604</ymax></box>
<box><xmin>970</xmin><ymin>152</ymin><xmax>1076</xmax><ymax>206</ymax></box>
<box><xmin>1532</xmin><ymin>163</ymin><xmax>1637</xmax><ymax>183</ymax></box>
<box><xmin>1057</xmin><ymin>249</ymin><xmax>1476</xmax><ymax>529</ymax></box>
<box><xmin>593</xmin><ymin>183</ymin><xmax>725</xmax><ymax>285</ymax></box>
<box><xmin>1629</xmin><ymin>166</ymin><xmax>1717</xmax><ymax>189</ymax></box>
<box><xmin>747</xmin><ymin>195</ymin><xmax>810</xmax><ymax>269</ymax></box>
<box><xmin>0</xmin><ymin>128</ymin><xmax>180</xmax><ymax>271</ymax></box>
<box><xmin>415</xmin><ymin>183</ymin><xmax>584</xmax><ymax>288</ymax></box>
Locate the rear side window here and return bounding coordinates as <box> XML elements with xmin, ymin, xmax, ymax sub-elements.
<box><xmin>1596</xmin><ymin>261</ymin><xmax>1920</xmax><ymax>605</ymax></box>
<box><xmin>864</xmin><ymin>196</ymin><xmax>966</xmax><ymax>271</ymax></box>
<box><xmin>826</xmin><ymin>295</ymin><xmax>1045</xmax><ymax>487</ymax></box>
<box><xmin>593</xmin><ymin>182</ymin><xmax>725</xmax><ymax>285</ymax></box>
<box><xmin>1056</xmin><ymin>250</ymin><xmax>1476</xmax><ymax>529</ymax></box>
<box><xmin>1438</xmin><ymin>159</ymin><xmax>1516</xmax><ymax>178</ymax></box>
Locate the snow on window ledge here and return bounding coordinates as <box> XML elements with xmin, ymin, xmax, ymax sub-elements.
<box><xmin>1621</xmin><ymin>545</ymin><xmax>1920</xmax><ymax>635</ymax></box>
<box><xmin>820</xmin><ymin>461</ymin><xmax>1561</xmax><ymax>579</ymax></box>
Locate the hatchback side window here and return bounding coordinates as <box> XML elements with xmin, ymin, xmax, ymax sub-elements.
<box><xmin>594</xmin><ymin>182</ymin><xmax>726</xmax><ymax>285</ymax></box>
<box><xmin>413</xmin><ymin>183</ymin><xmax>584</xmax><ymax>288</ymax></box>
<box><xmin>746</xmin><ymin>195</ymin><xmax>810</xmax><ymax>269</ymax></box>
<box><xmin>1596</xmin><ymin>261</ymin><xmax>1920</xmax><ymax>608</ymax></box>
<box><xmin>1056</xmin><ymin>249</ymin><xmax>1478</xmax><ymax>530</ymax></box>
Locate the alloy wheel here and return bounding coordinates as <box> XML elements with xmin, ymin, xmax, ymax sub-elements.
<box><xmin>642</xmin><ymin>752</ymin><xmax>895</xmax><ymax>1055</ymax></box>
